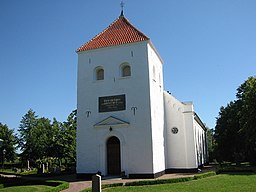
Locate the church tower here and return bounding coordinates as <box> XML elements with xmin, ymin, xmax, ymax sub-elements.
<box><xmin>76</xmin><ymin>13</ymin><xmax>165</xmax><ymax>178</ymax></box>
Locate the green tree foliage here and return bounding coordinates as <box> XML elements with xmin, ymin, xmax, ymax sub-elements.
<box><xmin>48</xmin><ymin>118</ymin><xmax>63</xmax><ymax>160</ymax></box>
<box><xmin>61</xmin><ymin>110</ymin><xmax>77</xmax><ymax>163</ymax></box>
<box><xmin>215</xmin><ymin>76</ymin><xmax>256</xmax><ymax>164</ymax></box>
<box><xmin>0</xmin><ymin>123</ymin><xmax>17</xmax><ymax>162</ymax></box>
<box><xmin>18</xmin><ymin>109</ymin><xmax>77</xmax><ymax>168</ymax></box>
<box><xmin>215</xmin><ymin>101</ymin><xmax>246</xmax><ymax>163</ymax></box>
<box><xmin>236</xmin><ymin>76</ymin><xmax>256</xmax><ymax>164</ymax></box>
<box><xmin>18</xmin><ymin>109</ymin><xmax>38</xmax><ymax>162</ymax></box>
<box><xmin>206</xmin><ymin>128</ymin><xmax>215</xmax><ymax>162</ymax></box>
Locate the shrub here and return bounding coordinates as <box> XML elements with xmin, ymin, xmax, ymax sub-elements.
<box><xmin>125</xmin><ymin>177</ymin><xmax>194</xmax><ymax>186</ymax></box>
<box><xmin>194</xmin><ymin>171</ymin><xmax>216</xmax><ymax>180</ymax></box>
<box><xmin>102</xmin><ymin>183</ymin><xmax>123</xmax><ymax>189</ymax></box>
<box><xmin>46</xmin><ymin>180</ymin><xmax>69</xmax><ymax>192</ymax></box>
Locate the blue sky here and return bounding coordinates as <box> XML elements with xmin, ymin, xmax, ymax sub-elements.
<box><xmin>0</xmin><ymin>0</ymin><xmax>255</xmax><ymax>132</ymax></box>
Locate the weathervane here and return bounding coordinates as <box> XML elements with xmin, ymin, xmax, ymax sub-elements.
<box><xmin>120</xmin><ymin>1</ymin><xmax>125</xmax><ymax>16</ymax></box>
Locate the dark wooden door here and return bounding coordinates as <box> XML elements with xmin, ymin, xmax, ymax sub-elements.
<box><xmin>107</xmin><ymin>136</ymin><xmax>121</xmax><ymax>175</ymax></box>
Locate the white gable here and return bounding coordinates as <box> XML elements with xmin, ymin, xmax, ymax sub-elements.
<box><xmin>94</xmin><ymin>116</ymin><xmax>129</xmax><ymax>128</ymax></box>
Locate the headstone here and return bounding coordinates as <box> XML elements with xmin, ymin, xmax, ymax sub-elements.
<box><xmin>42</xmin><ymin>163</ymin><xmax>45</xmax><ymax>173</ymax></box>
<box><xmin>27</xmin><ymin>160</ymin><xmax>30</xmax><ymax>170</ymax></box>
<box><xmin>92</xmin><ymin>174</ymin><xmax>101</xmax><ymax>192</ymax></box>
<box><xmin>46</xmin><ymin>162</ymin><xmax>48</xmax><ymax>171</ymax></box>
<box><xmin>56</xmin><ymin>166</ymin><xmax>61</xmax><ymax>174</ymax></box>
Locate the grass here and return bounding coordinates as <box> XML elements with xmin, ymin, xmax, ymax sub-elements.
<box><xmin>0</xmin><ymin>177</ymin><xmax>69</xmax><ymax>192</ymax></box>
<box><xmin>0</xmin><ymin>167</ymin><xmax>69</xmax><ymax>192</ymax></box>
<box><xmin>0</xmin><ymin>185</ymin><xmax>53</xmax><ymax>192</ymax></box>
<box><xmin>0</xmin><ymin>168</ymin><xmax>37</xmax><ymax>176</ymax></box>
<box><xmin>103</xmin><ymin>173</ymin><xmax>256</xmax><ymax>192</ymax></box>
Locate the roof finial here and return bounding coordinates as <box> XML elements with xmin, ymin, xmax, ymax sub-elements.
<box><xmin>120</xmin><ymin>1</ymin><xmax>125</xmax><ymax>17</ymax></box>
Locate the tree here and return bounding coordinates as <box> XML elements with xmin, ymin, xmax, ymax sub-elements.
<box><xmin>236</xmin><ymin>76</ymin><xmax>256</xmax><ymax>164</ymax></box>
<box><xmin>18</xmin><ymin>109</ymin><xmax>77</xmax><ymax>170</ymax></box>
<box><xmin>18</xmin><ymin>109</ymin><xmax>38</xmax><ymax>163</ymax></box>
<box><xmin>0</xmin><ymin>123</ymin><xmax>17</xmax><ymax>163</ymax></box>
<box><xmin>206</xmin><ymin>128</ymin><xmax>215</xmax><ymax>162</ymax></box>
<box><xmin>47</xmin><ymin>118</ymin><xmax>63</xmax><ymax>160</ymax></box>
<box><xmin>32</xmin><ymin>117</ymin><xmax>52</xmax><ymax>159</ymax></box>
<box><xmin>215</xmin><ymin>101</ymin><xmax>246</xmax><ymax>163</ymax></box>
<box><xmin>214</xmin><ymin>76</ymin><xmax>256</xmax><ymax>164</ymax></box>
<box><xmin>60</xmin><ymin>110</ymin><xmax>77</xmax><ymax>164</ymax></box>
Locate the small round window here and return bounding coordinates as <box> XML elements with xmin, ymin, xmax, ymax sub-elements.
<box><xmin>171</xmin><ymin>127</ymin><xmax>179</xmax><ymax>134</ymax></box>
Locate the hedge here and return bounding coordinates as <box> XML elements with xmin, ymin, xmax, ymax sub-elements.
<box><xmin>102</xmin><ymin>183</ymin><xmax>124</xmax><ymax>189</ymax></box>
<box><xmin>45</xmin><ymin>180</ymin><xmax>69</xmax><ymax>192</ymax></box>
<box><xmin>80</xmin><ymin>171</ymin><xmax>218</xmax><ymax>191</ymax></box>
<box><xmin>194</xmin><ymin>171</ymin><xmax>216</xmax><ymax>180</ymax></box>
<box><xmin>125</xmin><ymin>176</ymin><xmax>194</xmax><ymax>186</ymax></box>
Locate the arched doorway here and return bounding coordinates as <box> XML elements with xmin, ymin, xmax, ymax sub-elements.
<box><xmin>107</xmin><ymin>136</ymin><xmax>121</xmax><ymax>175</ymax></box>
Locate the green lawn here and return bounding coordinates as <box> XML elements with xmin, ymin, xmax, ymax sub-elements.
<box><xmin>0</xmin><ymin>178</ymin><xmax>69</xmax><ymax>192</ymax></box>
<box><xmin>104</xmin><ymin>173</ymin><xmax>256</xmax><ymax>192</ymax></box>
<box><xmin>0</xmin><ymin>185</ymin><xmax>54</xmax><ymax>192</ymax></box>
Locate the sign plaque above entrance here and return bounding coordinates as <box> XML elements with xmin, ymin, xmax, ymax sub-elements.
<box><xmin>99</xmin><ymin>94</ymin><xmax>126</xmax><ymax>113</ymax></box>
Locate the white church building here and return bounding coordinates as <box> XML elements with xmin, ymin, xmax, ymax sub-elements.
<box><xmin>76</xmin><ymin>12</ymin><xmax>208</xmax><ymax>179</ymax></box>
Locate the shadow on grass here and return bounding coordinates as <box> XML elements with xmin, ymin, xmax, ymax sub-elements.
<box><xmin>0</xmin><ymin>176</ymin><xmax>69</xmax><ymax>192</ymax></box>
<box><xmin>216</xmin><ymin>163</ymin><xmax>256</xmax><ymax>176</ymax></box>
<box><xmin>0</xmin><ymin>177</ymin><xmax>60</xmax><ymax>187</ymax></box>
<box><xmin>0</xmin><ymin>169</ymin><xmax>81</xmax><ymax>182</ymax></box>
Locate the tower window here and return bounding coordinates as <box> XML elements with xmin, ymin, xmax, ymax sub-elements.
<box><xmin>122</xmin><ymin>66</ymin><xmax>131</xmax><ymax>77</ymax></box>
<box><xmin>120</xmin><ymin>63</ymin><xmax>131</xmax><ymax>77</ymax></box>
<box><xmin>95</xmin><ymin>67</ymin><xmax>104</xmax><ymax>80</ymax></box>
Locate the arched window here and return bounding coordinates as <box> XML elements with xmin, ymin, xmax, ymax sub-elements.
<box><xmin>95</xmin><ymin>67</ymin><xmax>104</xmax><ymax>80</ymax></box>
<box><xmin>120</xmin><ymin>63</ymin><xmax>131</xmax><ymax>77</ymax></box>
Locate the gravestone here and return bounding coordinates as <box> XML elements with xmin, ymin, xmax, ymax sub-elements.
<box><xmin>27</xmin><ymin>160</ymin><xmax>30</xmax><ymax>170</ymax></box>
<box><xmin>42</xmin><ymin>163</ymin><xmax>45</xmax><ymax>173</ymax></box>
<box><xmin>92</xmin><ymin>174</ymin><xmax>101</xmax><ymax>192</ymax></box>
<box><xmin>37</xmin><ymin>163</ymin><xmax>45</xmax><ymax>174</ymax></box>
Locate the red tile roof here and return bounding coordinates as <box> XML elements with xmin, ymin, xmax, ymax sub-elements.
<box><xmin>76</xmin><ymin>16</ymin><xmax>150</xmax><ymax>52</ymax></box>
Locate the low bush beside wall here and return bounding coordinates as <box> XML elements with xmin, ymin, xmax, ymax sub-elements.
<box><xmin>81</xmin><ymin>171</ymin><xmax>218</xmax><ymax>191</ymax></box>
<box><xmin>194</xmin><ymin>171</ymin><xmax>216</xmax><ymax>180</ymax></box>
<box><xmin>125</xmin><ymin>176</ymin><xmax>194</xmax><ymax>186</ymax></box>
<box><xmin>102</xmin><ymin>183</ymin><xmax>123</xmax><ymax>189</ymax></box>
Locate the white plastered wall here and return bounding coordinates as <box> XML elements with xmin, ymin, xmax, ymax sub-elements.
<box><xmin>164</xmin><ymin>92</ymin><xmax>198</xmax><ymax>169</ymax></box>
<box><xmin>147</xmin><ymin>43</ymin><xmax>165</xmax><ymax>174</ymax></box>
<box><xmin>77</xmin><ymin>41</ymin><xmax>159</xmax><ymax>176</ymax></box>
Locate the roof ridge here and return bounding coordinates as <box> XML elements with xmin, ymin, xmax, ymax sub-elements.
<box><xmin>79</xmin><ymin>17</ymin><xmax>120</xmax><ymax>50</ymax></box>
<box><xmin>120</xmin><ymin>16</ymin><xmax>149</xmax><ymax>40</ymax></box>
<box><xmin>76</xmin><ymin>16</ymin><xmax>150</xmax><ymax>52</ymax></box>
